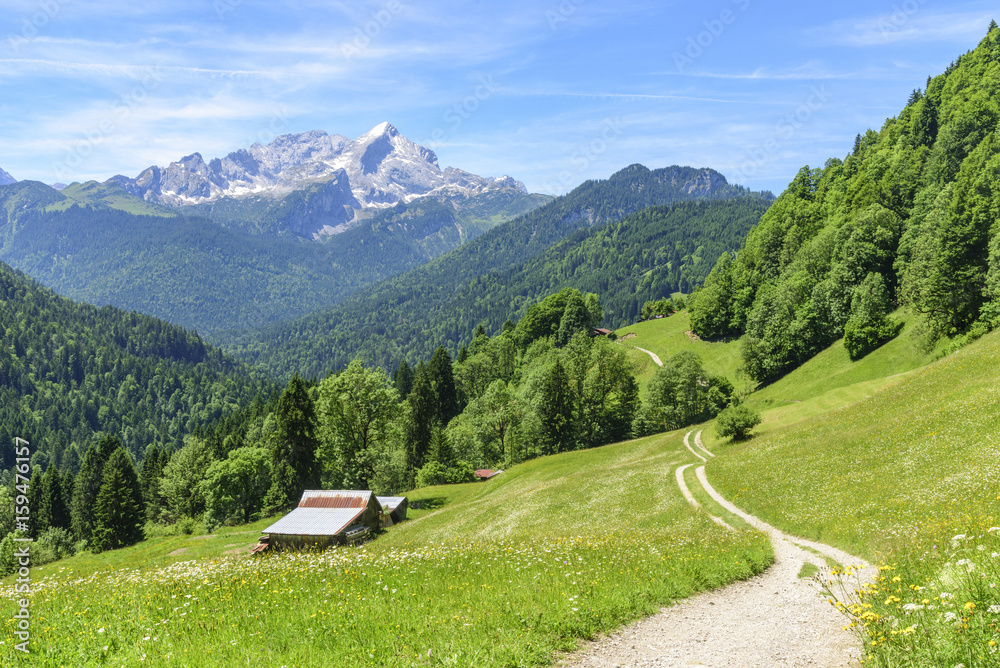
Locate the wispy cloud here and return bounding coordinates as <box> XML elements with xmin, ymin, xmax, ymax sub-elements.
<box><xmin>808</xmin><ymin>10</ymin><xmax>993</xmax><ymax>47</ymax></box>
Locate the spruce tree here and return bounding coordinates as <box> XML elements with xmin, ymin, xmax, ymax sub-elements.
<box><xmin>428</xmin><ymin>346</ymin><xmax>460</xmax><ymax>425</ymax></box>
<box><xmin>90</xmin><ymin>448</ymin><xmax>145</xmax><ymax>552</ymax></box>
<box><xmin>39</xmin><ymin>467</ymin><xmax>71</xmax><ymax>533</ymax></box>
<box><xmin>138</xmin><ymin>444</ymin><xmax>164</xmax><ymax>522</ymax></box>
<box><xmin>538</xmin><ymin>359</ymin><xmax>575</xmax><ymax>455</ymax></box>
<box><xmin>392</xmin><ymin>360</ymin><xmax>414</xmax><ymax>398</ymax></box>
<box><xmin>405</xmin><ymin>364</ymin><xmax>435</xmax><ymax>479</ymax></box>
<box><xmin>71</xmin><ymin>434</ymin><xmax>123</xmax><ymax>542</ymax></box>
<box><xmin>266</xmin><ymin>375</ymin><xmax>320</xmax><ymax>509</ymax></box>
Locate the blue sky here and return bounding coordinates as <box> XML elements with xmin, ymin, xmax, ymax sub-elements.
<box><xmin>0</xmin><ymin>0</ymin><xmax>995</xmax><ymax>195</ymax></box>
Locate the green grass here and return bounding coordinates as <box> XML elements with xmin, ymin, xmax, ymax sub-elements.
<box><xmin>1</xmin><ymin>431</ymin><xmax>772</xmax><ymax>667</ymax></box>
<box><xmin>707</xmin><ymin>327</ymin><xmax>1000</xmax><ymax>667</ymax></box>
<box><xmin>678</xmin><ymin>463</ymin><xmax>753</xmax><ymax>532</ymax></box>
<box><xmin>797</xmin><ymin>562</ymin><xmax>819</xmax><ymax>579</ymax></box>
<box><xmin>47</xmin><ymin>181</ymin><xmax>177</xmax><ymax>218</ymax></box>
<box><xmin>614</xmin><ymin>311</ymin><xmax>747</xmax><ymax>393</ymax></box>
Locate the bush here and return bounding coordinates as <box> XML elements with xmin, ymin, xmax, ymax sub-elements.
<box><xmin>415</xmin><ymin>460</ymin><xmax>475</xmax><ymax>488</ymax></box>
<box><xmin>38</xmin><ymin>527</ymin><xmax>76</xmax><ymax>560</ymax></box>
<box><xmin>0</xmin><ymin>533</ymin><xmax>14</xmax><ymax>576</ymax></box>
<box><xmin>715</xmin><ymin>404</ymin><xmax>762</xmax><ymax>441</ymax></box>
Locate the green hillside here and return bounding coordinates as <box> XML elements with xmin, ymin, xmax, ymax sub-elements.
<box><xmin>706</xmin><ymin>327</ymin><xmax>1000</xmax><ymax>667</ymax></box>
<box><xmin>0</xmin><ymin>260</ymin><xmax>271</xmax><ymax>471</ymax></box>
<box><xmin>690</xmin><ymin>26</ymin><xmax>1000</xmax><ymax>384</ymax></box>
<box><xmin>219</xmin><ymin>196</ymin><xmax>771</xmax><ymax>379</ymax></box>
<box><xmin>0</xmin><ymin>428</ymin><xmax>771</xmax><ymax>667</ymax></box>
<box><xmin>0</xmin><ymin>181</ymin><xmax>543</xmax><ymax>335</ymax></box>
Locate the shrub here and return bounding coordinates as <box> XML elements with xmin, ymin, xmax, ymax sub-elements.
<box><xmin>38</xmin><ymin>527</ymin><xmax>76</xmax><ymax>560</ymax></box>
<box><xmin>715</xmin><ymin>404</ymin><xmax>762</xmax><ymax>441</ymax></box>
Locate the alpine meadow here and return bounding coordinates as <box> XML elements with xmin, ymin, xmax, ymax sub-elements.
<box><xmin>2</xmin><ymin>7</ymin><xmax>1000</xmax><ymax>668</ymax></box>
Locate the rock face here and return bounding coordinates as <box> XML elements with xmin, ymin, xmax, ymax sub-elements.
<box><xmin>0</xmin><ymin>167</ymin><xmax>15</xmax><ymax>186</ymax></box>
<box><xmin>113</xmin><ymin>123</ymin><xmax>527</xmax><ymax>238</ymax></box>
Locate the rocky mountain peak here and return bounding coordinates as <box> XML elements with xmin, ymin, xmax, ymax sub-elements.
<box><xmin>0</xmin><ymin>167</ymin><xmax>16</xmax><ymax>186</ymax></box>
<box><xmin>111</xmin><ymin>123</ymin><xmax>525</xmax><ymax>238</ymax></box>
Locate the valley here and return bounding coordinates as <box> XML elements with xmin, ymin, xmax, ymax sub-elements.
<box><xmin>1</xmin><ymin>15</ymin><xmax>999</xmax><ymax>668</ymax></box>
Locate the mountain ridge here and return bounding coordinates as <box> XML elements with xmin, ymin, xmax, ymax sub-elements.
<box><xmin>112</xmin><ymin>122</ymin><xmax>529</xmax><ymax>240</ymax></box>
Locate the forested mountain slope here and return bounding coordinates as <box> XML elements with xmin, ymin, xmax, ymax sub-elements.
<box><xmin>221</xmin><ymin>196</ymin><xmax>771</xmax><ymax>379</ymax></box>
<box><xmin>0</xmin><ymin>180</ymin><xmax>534</xmax><ymax>334</ymax></box>
<box><xmin>691</xmin><ymin>24</ymin><xmax>1000</xmax><ymax>382</ymax></box>
<box><xmin>0</xmin><ymin>261</ymin><xmax>272</xmax><ymax>471</ymax></box>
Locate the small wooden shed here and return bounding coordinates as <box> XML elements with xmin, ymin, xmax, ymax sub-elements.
<box><xmin>376</xmin><ymin>496</ymin><xmax>409</xmax><ymax>527</ymax></box>
<box><xmin>261</xmin><ymin>490</ymin><xmax>381</xmax><ymax>550</ymax></box>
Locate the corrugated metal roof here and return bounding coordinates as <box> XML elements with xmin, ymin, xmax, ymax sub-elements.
<box><xmin>263</xmin><ymin>507</ymin><xmax>364</xmax><ymax>536</ymax></box>
<box><xmin>298</xmin><ymin>490</ymin><xmax>372</xmax><ymax>509</ymax></box>
<box><xmin>376</xmin><ymin>496</ymin><xmax>406</xmax><ymax>511</ymax></box>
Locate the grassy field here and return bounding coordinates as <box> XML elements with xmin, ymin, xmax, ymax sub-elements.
<box><xmin>707</xmin><ymin>328</ymin><xmax>1000</xmax><ymax>667</ymax></box>
<box><xmin>1</xmin><ymin>431</ymin><xmax>771</xmax><ymax>667</ymax></box>
<box><xmin>614</xmin><ymin>312</ymin><xmax>746</xmax><ymax>394</ymax></box>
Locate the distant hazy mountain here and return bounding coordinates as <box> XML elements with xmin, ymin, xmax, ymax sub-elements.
<box><xmin>112</xmin><ymin>122</ymin><xmax>535</xmax><ymax>240</ymax></box>
<box><xmin>0</xmin><ymin>167</ymin><xmax>15</xmax><ymax>186</ymax></box>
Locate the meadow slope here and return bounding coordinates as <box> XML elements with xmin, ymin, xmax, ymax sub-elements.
<box><xmin>1</xmin><ymin>430</ymin><xmax>771</xmax><ymax>667</ymax></box>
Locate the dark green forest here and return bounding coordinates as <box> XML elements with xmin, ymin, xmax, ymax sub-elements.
<box><xmin>220</xmin><ymin>185</ymin><xmax>771</xmax><ymax>379</ymax></box>
<box><xmin>0</xmin><ymin>182</ymin><xmax>505</xmax><ymax>334</ymax></box>
<box><xmin>0</xmin><ymin>260</ymin><xmax>272</xmax><ymax>473</ymax></box>
<box><xmin>690</xmin><ymin>25</ymin><xmax>1000</xmax><ymax>383</ymax></box>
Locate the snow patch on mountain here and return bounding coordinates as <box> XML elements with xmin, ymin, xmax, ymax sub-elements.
<box><xmin>114</xmin><ymin>123</ymin><xmax>527</xmax><ymax>236</ymax></box>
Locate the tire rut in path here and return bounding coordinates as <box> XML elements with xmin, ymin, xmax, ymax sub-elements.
<box><xmin>560</xmin><ymin>461</ymin><xmax>872</xmax><ymax>668</ymax></box>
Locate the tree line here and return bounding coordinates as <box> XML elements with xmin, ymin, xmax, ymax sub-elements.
<box><xmin>689</xmin><ymin>24</ymin><xmax>1000</xmax><ymax>383</ymax></box>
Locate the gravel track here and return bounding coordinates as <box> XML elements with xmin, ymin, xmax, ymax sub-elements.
<box><xmin>560</xmin><ymin>459</ymin><xmax>872</xmax><ymax>668</ymax></box>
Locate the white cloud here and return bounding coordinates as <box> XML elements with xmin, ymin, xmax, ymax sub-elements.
<box><xmin>807</xmin><ymin>10</ymin><xmax>993</xmax><ymax>47</ymax></box>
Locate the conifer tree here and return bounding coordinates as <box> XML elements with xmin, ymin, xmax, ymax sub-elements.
<box><xmin>71</xmin><ymin>434</ymin><xmax>124</xmax><ymax>542</ymax></box>
<box><xmin>38</xmin><ymin>467</ymin><xmax>71</xmax><ymax>533</ymax></box>
<box><xmin>392</xmin><ymin>360</ymin><xmax>414</xmax><ymax>398</ymax></box>
<box><xmin>138</xmin><ymin>444</ymin><xmax>164</xmax><ymax>522</ymax></box>
<box><xmin>538</xmin><ymin>359</ymin><xmax>575</xmax><ymax>455</ymax></box>
<box><xmin>405</xmin><ymin>364</ymin><xmax>435</xmax><ymax>478</ymax></box>
<box><xmin>90</xmin><ymin>448</ymin><xmax>145</xmax><ymax>552</ymax></box>
<box><xmin>265</xmin><ymin>375</ymin><xmax>320</xmax><ymax>509</ymax></box>
<box><xmin>428</xmin><ymin>346</ymin><xmax>459</xmax><ymax>425</ymax></box>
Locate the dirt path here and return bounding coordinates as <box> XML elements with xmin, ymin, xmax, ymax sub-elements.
<box><xmin>561</xmin><ymin>458</ymin><xmax>871</xmax><ymax>668</ymax></box>
<box><xmin>634</xmin><ymin>346</ymin><xmax>663</xmax><ymax>367</ymax></box>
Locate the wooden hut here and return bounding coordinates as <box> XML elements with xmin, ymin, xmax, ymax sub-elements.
<box><xmin>260</xmin><ymin>490</ymin><xmax>381</xmax><ymax>550</ymax></box>
<box><xmin>376</xmin><ymin>496</ymin><xmax>409</xmax><ymax>527</ymax></box>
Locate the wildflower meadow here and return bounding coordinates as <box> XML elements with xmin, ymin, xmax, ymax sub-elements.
<box><xmin>2</xmin><ymin>431</ymin><xmax>772</xmax><ymax>667</ymax></box>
